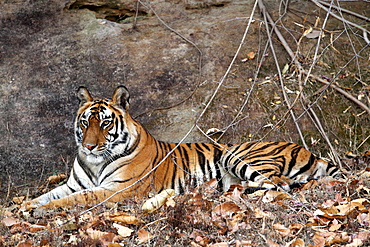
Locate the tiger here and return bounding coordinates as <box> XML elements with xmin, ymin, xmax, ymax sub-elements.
<box><xmin>28</xmin><ymin>86</ymin><xmax>340</xmax><ymax>207</ymax></box>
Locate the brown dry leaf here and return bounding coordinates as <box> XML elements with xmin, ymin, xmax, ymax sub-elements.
<box><xmin>246</xmin><ymin>51</ymin><xmax>255</xmax><ymax>60</ymax></box>
<box><xmin>312</xmin><ymin>231</ymin><xmax>326</xmax><ymax>247</ymax></box>
<box><xmin>109</xmin><ymin>212</ymin><xmax>140</xmax><ymax>225</ymax></box>
<box><xmin>241</xmin><ymin>51</ymin><xmax>255</xmax><ymax>62</ymax></box>
<box><xmin>328</xmin><ymin>219</ymin><xmax>342</xmax><ymax>232</ymax></box>
<box><xmin>86</xmin><ymin>228</ymin><xmax>107</xmax><ymax>240</ymax></box>
<box><xmin>336</xmin><ymin>199</ymin><xmax>369</xmax><ymax>215</ymax></box>
<box><xmin>212</xmin><ymin>202</ymin><xmax>241</xmax><ymax>219</ymax></box>
<box><xmin>289</xmin><ymin>223</ymin><xmax>303</xmax><ymax>232</ymax></box>
<box><xmin>108</xmin><ymin>244</ymin><xmax>121</xmax><ymax>247</ymax></box>
<box><xmin>348</xmin><ymin>232</ymin><xmax>370</xmax><ymax>247</ymax></box>
<box><xmin>2</xmin><ymin>217</ymin><xmax>20</xmax><ymax>227</ymax></box>
<box><xmin>254</xmin><ymin>207</ymin><xmax>272</xmax><ymax>218</ymax></box>
<box><xmin>10</xmin><ymin>222</ymin><xmax>31</xmax><ymax>234</ymax></box>
<box><xmin>235</xmin><ymin>240</ymin><xmax>254</xmax><ymax>246</ymax></box>
<box><xmin>113</xmin><ymin>223</ymin><xmax>134</xmax><ymax>238</ymax></box>
<box><xmin>286</xmin><ymin>238</ymin><xmax>305</xmax><ymax>247</ymax></box>
<box><xmin>15</xmin><ymin>241</ymin><xmax>34</xmax><ymax>247</ymax></box>
<box><xmin>107</xmin><ymin>244</ymin><xmax>121</xmax><ymax>247</ymax></box>
<box><xmin>28</xmin><ymin>224</ymin><xmax>47</xmax><ymax>233</ymax></box>
<box><xmin>266</xmin><ymin>239</ymin><xmax>280</xmax><ymax>247</ymax></box>
<box><xmin>137</xmin><ymin>228</ymin><xmax>154</xmax><ymax>244</ymax></box>
<box><xmin>262</xmin><ymin>190</ymin><xmax>291</xmax><ymax>203</ymax></box>
<box><xmin>313</xmin><ymin>231</ymin><xmax>350</xmax><ymax>246</ymax></box>
<box><xmin>228</xmin><ymin>212</ymin><xmax>248</xmax><ymax>233</ymax></box>
<box><xmin>99</xmin><ymin>232</ymin><xmax>116</xmax><ymax>246</ymax></box>
<box><xmin>200</xmin><ymin>178</ymin><xmax>218</xmax><ymax>196</ymax></box>
<box><xmin>13</xmin><ymin>196</ymin><xmax>25</xmax><ymax>204</ymax></box>
<box><xmin>357</xmin><ymin>213</ymin><xmax>370</xmax><ymax>226</ymax></box>
<box><xmin>209</xmin><ymin>243</ymin><xmax>229</xmax><ymax>247</ymax></box>
<box><xmin>273</xmin><ymin>223</ymin><xmax>291</xmax><ymax>237</ymax></box>
<box><xmin>141</xmin><ymin>189</ymin><xmax>175</xmax><ymax>213</ymax></box>
<box><xmin>222</xmin><ymin>185</ymin><xmax>244</xmax><ymax>203</ymax></box>
<box><xmin>345</xmin><ymin>238</ymin><xmax>363</xmax><ymax>247</ymax></box>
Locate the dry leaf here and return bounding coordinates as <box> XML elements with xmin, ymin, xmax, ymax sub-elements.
<box><xmin>273</xmin><ymin>223</ymin><xmax>291</xmax><ymax>237</ymax></box>
<box><xmin>357</xmin><ymin>213</ymin><xmax>370</xmax><ymax>226</ymax></box>
<box><xmin>86</xmin><ymin>228</ymin><xmax>107</xmax><ymax>240</ymax></box>
<box><xmin>345</xmin><ymin>238</ymin><xmax>363</xmax><ymax>247</ymax></box>
<box><xmin>107</xmin><ymin>243</ymin><xmax>122</xmax><ymax>247</ymax></box>
<box><xmin>305</xmin><ymin>29</ymin><xmax>322</xmax><ymax>39</ymax></box>
<box><xmin>254</xmin><ymin>207</ymin><xmax>272</xmax><ymax>218</ymax></box>
<box><xmin>241</xmin><ymin>51</ymin><xmax>255</xmax><ymax>62</ymax></box>
<box><xmin>2</xmin><ymin>217</ymin><xmax>20</xmax><ymax>227</ymax></box>
<box><xmin>212</xmin><ymin>202</ymin><xmax>241</xmax><ymax>219</ymax></box>
<box><xmin>13</xmin><ymin>196</ymin><xmax>25</xmax><ymax>204</ymax></box>
<box><xmin>109</xmin><ymin>212</ymin><xmax>140</xmax><ymax>225</ymax></box>
<box><xmin>142</xmin><ymin>189</ymin><xmax>175</xmax><ymax>213</ymax></box>
<box><xmin>99</xmin><ymin>233</ymin><xmax>116</xmax><ymax>246</ymax></box>
<box><xmin>28</xmin><ymin>224</ymin><xmax>47</xmax><ymax>233</ymax></box>
<box><xmin>209</xmin><ymin>243</ymin><xmax>229</xmax><ymax>247</ymax></box>
<box><xmin>113</xmin><ymin>223</ymin><xmax>134</xmax><ymax>238</ymax></box>
<box><xmin>246</xmin><ymin>51</ymin><xmax>255</xmax><ymax>59</ymax></box>
<box><xmin>286</xmin><ymin>238</ymin><xmax>304</xmax><ymax>247</ymax></box>
<box><xmin>235</xmin><ymin>240</ymin><xmax>253</xmax><ymax>246</ymax></box>
<box><xmin>16</xmin><ymin>241</ymin><xmax>33</xmax><ymax>247</ymax></box>
<box><xmin>137</xmin><ymin>228</ymin><xmax>154</xmax><ymax>244</ymax></box>
<box><xmin>313</xmin><ymin>231</ymin><xmax>350</xmax><ymax>246</ymax></box>
<box><xmin>262</xmin><ymin>190</ymin><xmax>291</xmax><ymax>203</ymax></box>
<box><xmin>328</xmin><ymin>219</ymin><xmax>342</xmax><ymax>232</ymax></box>
<box><xmin>266</xmin><ymin>239</ymin><xmax>280</xmax><ymax>247</ymax></box>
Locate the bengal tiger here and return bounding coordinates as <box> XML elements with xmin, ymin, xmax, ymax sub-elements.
<box><xmin>28</xmin><ymin>86</ymin><xmax>340</xmax><ymax>207</ymax></box>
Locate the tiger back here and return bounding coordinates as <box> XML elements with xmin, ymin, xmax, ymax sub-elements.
<box><xmin>29</xmin><ymin>86</ymin><xmax>340</xmax><ymax>207</ymax></box>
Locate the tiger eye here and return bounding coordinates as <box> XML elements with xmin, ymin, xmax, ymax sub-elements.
<box><xmin>101</xmin><ymin>120</ymin><xmax>111</xmax><ymax>128</ymax></box>
<box><xmin>80</xmin><ymin>120</ymin><xmax>88</xmax><ymax>127</ymax></box>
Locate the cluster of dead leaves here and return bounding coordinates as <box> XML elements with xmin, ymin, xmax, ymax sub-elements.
<box><xmin>1</xmin><ymin>207</ymin><xmax>154</xmax><ymax>247</ymax></box>
<box><xmin>1</xmin><ymin>157</ymin><xmax>370</xmax><ymax>246</ymax></box>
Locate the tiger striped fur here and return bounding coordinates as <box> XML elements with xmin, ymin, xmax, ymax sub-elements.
<box><xmin>30</xmin><ymin>86</ymin><xmax>340</xmax><ymax>207</ymax></box>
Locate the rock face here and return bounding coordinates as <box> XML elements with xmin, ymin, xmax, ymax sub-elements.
<box><xmin>0</xmin><ymin>0</ymin><xmax>369</xmax><ymax>200</ymax></box>
<box><xmin>0</xmin><ymin>0</ymin><xmax>258</xmax><ymax>199</ymax></box>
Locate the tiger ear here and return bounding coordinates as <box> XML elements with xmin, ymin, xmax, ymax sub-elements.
<box><xmin>77</xmin><ymin>86</ymin><xmax>93</xmax><ymax>106</ymax></box>
<box><xmin>112</xmin><ymin>85</ymin><xmax>130</xmax><ymax>110</ymax></box>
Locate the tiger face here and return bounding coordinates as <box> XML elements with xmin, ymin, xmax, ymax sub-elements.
<box><xmin>75</xmin><ymin>86</ymin><xmax>136</xmax><ymax>164</ymax></box>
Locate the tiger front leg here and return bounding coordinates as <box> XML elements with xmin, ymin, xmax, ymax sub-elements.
<box><xmin>38</xmin><ymin>187</ymin><xmax>123</xmax><ymax>208</ymax></box>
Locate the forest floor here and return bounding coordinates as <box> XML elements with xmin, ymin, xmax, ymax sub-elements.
<box><xmin>1</xmin><ymin>154</ymin><xmax>369</xmax><ymax>247</ymax></box>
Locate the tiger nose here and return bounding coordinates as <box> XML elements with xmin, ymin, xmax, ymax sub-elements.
<box><xmin>83</xmin><ymin>143</ymin><xmax>97</xmax><ymax>151</ymax></box>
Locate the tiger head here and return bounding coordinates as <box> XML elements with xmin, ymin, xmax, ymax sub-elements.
<box><xmin>75</xmin><ymin>86</ymin><xmax>138</xmax><ymax>164</ymax></box>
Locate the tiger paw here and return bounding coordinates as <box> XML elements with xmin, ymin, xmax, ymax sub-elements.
<box><xmin>20</xmin><ymin>200</ymin><xmax>39</xmax><ymax>212</ymax></box>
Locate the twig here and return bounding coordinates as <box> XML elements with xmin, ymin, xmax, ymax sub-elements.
<box><xmin>306</xmin><ymin>73</ymin><xmax>370</xmax><ymax>115</ymax></box>
<box><xmin>318</xmin><ymin>0</ymin><xmax>370</xmax><ymax>22</ymax></box>
<box><xmin>311</xmin><ymin>0</ymin><xmax>370</xmax><ymax>44</ymax></box>
<box><xmin>258</xmin><ymin>0</ymin><xmax>308</xmax><ymax>149</ymax></box>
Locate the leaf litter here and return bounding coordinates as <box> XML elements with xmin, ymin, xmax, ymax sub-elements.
<box><xmin>0</xmin><ymin>155</ymin><xmax>370</xmax><ymax>246</ymax></box>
